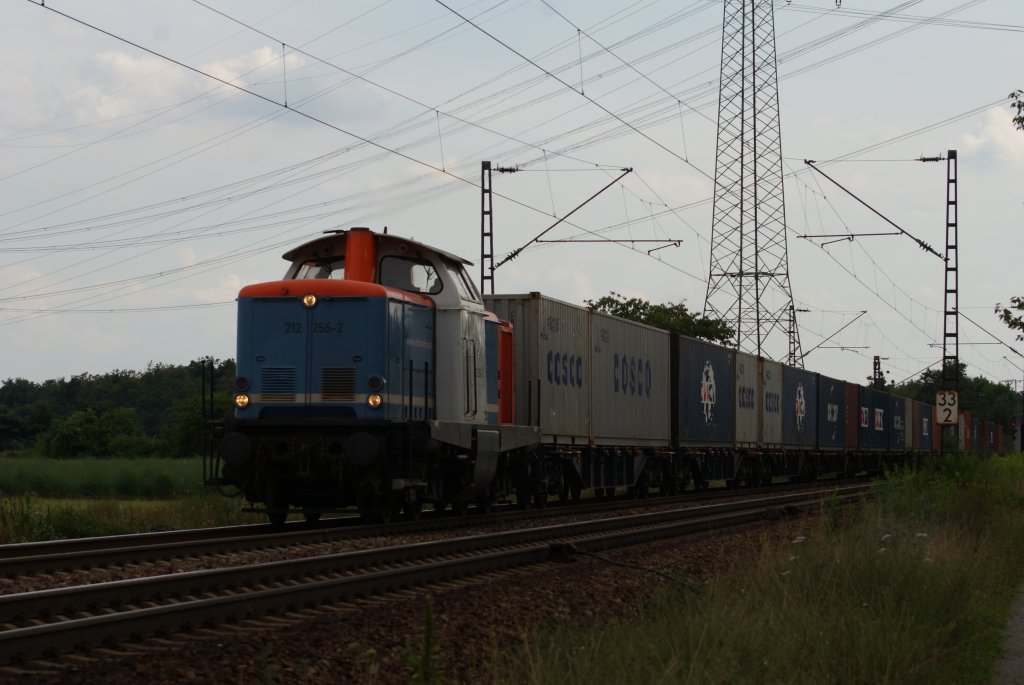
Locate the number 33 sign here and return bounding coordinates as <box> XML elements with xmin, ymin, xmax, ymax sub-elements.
<box><xmin>936</xmin><ymin>390</ymin><xmax>959</xmax><ymax>425</ymax></box>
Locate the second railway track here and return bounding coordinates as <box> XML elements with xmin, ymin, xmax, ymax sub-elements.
<box><xmin>0</xmin><ymin>483</ymin><xmax>868</xmax><ymax>668</ymax></box>
<box><xmin>0</xmin><ymin>478</ymin><xmax>865</xmax><ymax>582</ymax></box>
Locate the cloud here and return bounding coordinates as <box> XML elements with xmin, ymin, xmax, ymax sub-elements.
<box><xmin>960</xmin><ymin>108</ymin><xmax>1024</xmax><ymax>165</ymax></box>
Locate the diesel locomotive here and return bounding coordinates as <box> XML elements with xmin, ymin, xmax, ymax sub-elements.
<box><xmin>206</xmin><ymin>227</ymin><xmax>1001</xmax><ymax>524</ymax></box>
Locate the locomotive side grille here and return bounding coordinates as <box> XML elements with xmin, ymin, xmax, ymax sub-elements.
<box><xmin>261</xmin><ymin>367</ymin><xmax>297</xmax><ymax>402</ymax></box>
<box><xmin>322</xmin><ymin>367</ymin><xmax>357</xmax><ymax>402</ymax></box>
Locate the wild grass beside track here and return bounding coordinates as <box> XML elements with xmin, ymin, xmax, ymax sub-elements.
<box><xmin>0</xmin><ymin>457</ymin><xmax>265</xmax><ymax>542</ymax></box>
<box><xmin>501</xmin><ymin>453</ymin><xmax>1024</xmax><ymax>685</ymax></box>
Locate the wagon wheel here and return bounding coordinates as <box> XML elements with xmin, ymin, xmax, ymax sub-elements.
<box><xmin>401</xmin><ymin>497</ymin><xmax>420</xmax><ymax>520</ymax></box>
<box><xmin>516</xmin><ymin>487</ymin><xmax>533</xmax><ymax>510</ymax></box>
<box><xmin>475</xmin><ymin>496</ymin><xmax>495</xmax><ymax>515</ymax></box>
<box><xmin>302</xmin><ymin>509</ymin><xmax>322</xmax><ymax>524</ymax></box>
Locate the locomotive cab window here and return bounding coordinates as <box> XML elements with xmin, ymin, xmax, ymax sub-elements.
<box><xmin>446</xmin><ymin>262</ymin><xmax>480</xmax><ymax>303</ymax></box>
<box><xmin>294</xmin><ymin>257</ymin><xmax>345</xmax><ymax>280</ymax></box>
<box><xmin>380</xmin><ymin>256</ymin><xmax>442</xmax><ymax>295</ymax></box>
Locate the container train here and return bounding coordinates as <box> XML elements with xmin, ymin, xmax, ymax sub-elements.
<box><xmin>205</xmin><ymin>227</ymin><xmax>1002</xmax><ymax>524</ymax></box>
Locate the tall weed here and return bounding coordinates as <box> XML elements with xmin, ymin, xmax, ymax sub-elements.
<box><xmin>501</xmin><ymin>455</ymin><xmax>1024</xmax><ymax>685</ymax></box>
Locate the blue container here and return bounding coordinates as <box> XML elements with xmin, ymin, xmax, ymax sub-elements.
<box><xmin>782</xmin><ymin>366</ymin><xmax>817</xmax><ymax>448</ymax></box>
<box><xmin>673</xmin><ymin>335</ymin><xmax>735</xmax><ymax>446</ymax></box>
<box><xmin>858</xmin><ymin>387</ymin><xmax>889</xmax><ymax>450</ymax></box>
<box><xmin>888</xmin><ymin>394</ymin><xmax>906</xmax><ymax>451</ymax></box>
<box><xmin>816</xmin><ymin>374</ymin><xmax>846</xmax><ymax>449</ymax></box>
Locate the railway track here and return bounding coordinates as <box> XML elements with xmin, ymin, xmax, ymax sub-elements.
<box><xmin>0</xmin><ymin>479</ymin><xmax>863</xmax><ymax>580</ymax></box>
<box><xmin>0</xmin><ymin>483</ymin><xmax>869</xmax><ymax>668</ymax></box>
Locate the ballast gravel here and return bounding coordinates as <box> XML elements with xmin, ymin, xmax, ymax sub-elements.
<box><xmin>9</xmin><ymin>516</ymin><xmax>814</xmax><ymax>685</ymax></box>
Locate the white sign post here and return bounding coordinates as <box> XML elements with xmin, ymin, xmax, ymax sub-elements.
<box><xmin>935</xmin><ymin>390</ymin><xmax>959</xmax><ymax>425</ymax></box>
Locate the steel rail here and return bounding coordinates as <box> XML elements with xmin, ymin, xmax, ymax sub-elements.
<box><xmin>0</xmin><ymin>485</ymin><xmax>868</xmax><ymax>666</ymax></box>
<box><xmin>0</xmin><ymin>479</ymin><xmax>859</xmax><ymax>578</ymax></box>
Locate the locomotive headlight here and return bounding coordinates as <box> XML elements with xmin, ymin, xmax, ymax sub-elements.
<box><xmin>234</xmin><ymin>394</ymin><xmax>250</xmax><ymax>409</ymax></box>
<box><xmin>302</xmin><ymin>293</ymin><xmax>317</xmax><ymax>308</ymax></box>
<box><xmin>367</xmin><ymin>393</ymin><xmax>383</xmax><ymax>409</ymax></box>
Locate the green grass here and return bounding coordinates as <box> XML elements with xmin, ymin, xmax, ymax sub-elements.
<box><xmin>500</xmin><ymin>453</ymin><xmax>1024</xmax><ymax>685</ymax></box>
<box><xmin>0</xmin><ymin>456</ymin><xmax>269</xmax><ymax>542</ymax></box>
<box><xmin>0</xmin><ymin>493</ymin><xmax>265</xmax><ymax>543</ymax></box>
<box><xmin>0</xmin><ymin>457</ymin><xmax>204</xmax><ymax>498</ymax></box>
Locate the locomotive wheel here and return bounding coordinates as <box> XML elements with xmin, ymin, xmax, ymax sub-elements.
<box><xmin>267</xmin><ymin>510</ymin><xmax>287</xmax><ymax>526</ymax></box>
<box><xmin>302</xmin><ymin>510</ymin><xmax>322</xmax><ymax>524</ymax></box>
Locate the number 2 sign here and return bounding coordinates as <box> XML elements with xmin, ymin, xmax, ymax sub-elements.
<box><xmin>935</xmin><ymin>390</ymin><xmax>958</xmax><ymax>425</ymax></box>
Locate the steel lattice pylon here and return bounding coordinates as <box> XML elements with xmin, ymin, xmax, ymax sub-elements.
<box><xmin>703</xmin><ymin>0</ymin><xmax>802</xmax><ymax>366</ymax></box>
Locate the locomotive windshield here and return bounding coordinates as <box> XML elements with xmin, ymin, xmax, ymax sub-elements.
<box><xmin>295</xmin><ymin>257</ymin><xmax>345</xmax><ymax>280</ymax></box>
<box><xmin>380</xmin><ymin>256</ymin><xmax>442</xmax><ymax>295</ymax></box>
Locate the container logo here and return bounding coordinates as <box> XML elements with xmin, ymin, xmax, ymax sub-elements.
<box><xmin>922</xmin><ymin>417</ymin><xmax>930</xmax><ymax>437</ymax></box>
<box><xmin>738</xmin><ymin>386</ymin><xmax>756</xmax><ymax>410</ymax></box>
<box><xmin>826</xmin><ymin>386</ymin><xmax>839</xmax><ymax>440</ymax></box>
<box><xmin>547</xmin><ymin>351</ymin><xmax>583</xmax><ymax>389</ymax></box>
<box><xmin>700</xmin><ymin>361</ymin><xmax>717</xmax><ymax>423</ymax></box>
<box><xmin>764</xmin><ymin>391</ymin><xmax>780</xmax><ymax>414</ymax></box>
<box><xmin>794</xmin><ymin>382</ymin><xmax>806</xmax><ymax>431</ymax></box>
<box><xmin>874</xmin><ymin>408</ymin><xmax>885</xmax><ymax>431</ymax></box>
<box><xmin>614</xmin><ymin>354</ymin><xmax>652</xmax><ymax>398</ymax></box>
<box><xmin>860</xmin><ymin>407</ymin><xmax>869</xmax><ymax>428</ymax></box>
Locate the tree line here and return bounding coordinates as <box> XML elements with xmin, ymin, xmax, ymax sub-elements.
<box><xmin>0</xmin><ymin>360</ymin><xmax>235</xmax><ymax>459</ymax></box>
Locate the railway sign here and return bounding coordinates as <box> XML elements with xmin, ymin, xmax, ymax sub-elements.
<box><xmin>935</xmin><ymin>390</ymin><xmax>958</xmax><ymax>425</ymax></box>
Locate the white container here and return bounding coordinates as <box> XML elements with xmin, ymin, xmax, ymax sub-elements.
<box><xmin>589</xmin><ymin>311</ymin><xmax>671</xmax><ymax>446</ymax></box>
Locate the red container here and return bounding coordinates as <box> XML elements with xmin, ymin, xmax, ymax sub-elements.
<box><xmin>844</xmin><ymin>384</ymin><xmax>860</xmax><ymax>449</ymax></box>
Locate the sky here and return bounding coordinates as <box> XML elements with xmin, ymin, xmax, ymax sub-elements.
<box><xmin>1</xmin><ymin>0</ymin><xmax>1022</xmax><ymax>390</ymax></box>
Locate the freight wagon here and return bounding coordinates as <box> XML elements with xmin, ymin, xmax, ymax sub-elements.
<box><xmin>207</xmin><ymin>227</ymin><xmax>1001</xmax><ymax>523</ymax></box>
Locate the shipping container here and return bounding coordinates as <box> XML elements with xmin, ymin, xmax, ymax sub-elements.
<box><xmin>735</xmin><ymin>351</ymin><xmax>760</xmax><ymax>447</ymax></box>
<box><xmin>912</xmin><ymin>401</ymin><xmax>933</xmax><ymax>451</ymax></box>
<box><xmin>889</xmin><ymin>395</ymin><xmax>906</xmax><ymax>451</ymax></box>
<box><xmin>762</xmin><ymin>360</ymin><xmax>783</xmax><ymax>447</ymax></box>
<box><xmin>858</xmin><ymin>387</ymin><xmax>889</xmax><ymax>450</ymax></box>
<box><xmin>782</xmin><ymin>367</ymin><xmax>817</xmax><ymax>448</ymax></box>
<box><xmin>904</xmin><ymin>398</ymin><xmax>914</xmax><ymax>450</ymax></box>
<box><xmin>673</xmin><ymin>335</ymin><xmax>736</xmax><ymax>446</ymax></box>
<box><xmin>995</xmin><ymin>424</ymin><xmax>1004</xmax><ymax>455</ymax></box>
<box><xmin>931</xmin><ymin>405</ymin><xmax>942</xmax><ymax>451</ymax></box>
<box><xmin>958</xmin><ymin>410</ymin><xmax>973</xmax><ymax>452</ymax></box>
<box><xmin>844</xmin><ymin>383</ymin><xmax>860</xmax><ymax>449</ymax></box>
<box><xmin>589</xmin><ymin>311</ymin><xmax>671</xmax><ymax>446</ymax></box>
<box><xmin>484</xmin><ymin>293</ymin><xmax>591</xmax><ymax>444</ymax></box>
<box><xmin>816</xmin><ymin>374</ymin><xmax>845</xmax><ymax>450</ymax></box>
